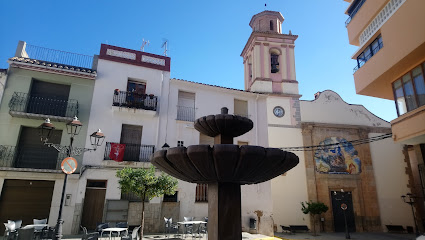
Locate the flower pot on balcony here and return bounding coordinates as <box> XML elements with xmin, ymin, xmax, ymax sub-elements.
<box><xmin>114</xmin><ymin>89</ymin><xmax>120</xmax><ymax>95</ymax></box>
<box><xmin>149</xmin><ymin>94</ymin><xmax>154</xmax><ymax>99</ymax></box>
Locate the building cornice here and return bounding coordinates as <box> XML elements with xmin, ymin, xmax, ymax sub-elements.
<box><xmin>241</xmin><ymin>31</ymin><xmax>298</xmax><ymax>57</ymax></box>
<box><xmin>9</xmin><ymin>62</ymin><xmax>96</xmax><ymax>80</ymax></box>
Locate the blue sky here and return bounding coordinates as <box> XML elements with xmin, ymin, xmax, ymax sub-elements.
<box><xmin>0</xmin><ymin>0</ymin><xmax>396</xmax><ymax>121</ymax></box>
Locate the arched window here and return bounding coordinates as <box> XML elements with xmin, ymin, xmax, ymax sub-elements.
<box><xmin>270</xmin><ymin>20</ymin><xmax>274</xmax><ymax>31</ymax></box>
<box><xmin>271</xmin><ymin>54</ymin><xmax>279</xmax><ymax>73</ymax></box>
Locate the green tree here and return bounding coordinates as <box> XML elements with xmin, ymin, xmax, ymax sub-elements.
<box><xmin>116</xmin><ymin>166</ymin><xmax>178</xmax><ymax>239</ymax></box>
<box><xmin>301</xmin><ymin>201</ymin><xmax>329</xmax><ymax>236</ymax></box>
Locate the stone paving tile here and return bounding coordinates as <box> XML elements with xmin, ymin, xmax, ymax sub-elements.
<box><xmin>274</xmin><ymin>232</ymin><xmax>417</xmax><ymax>240</ymax></box>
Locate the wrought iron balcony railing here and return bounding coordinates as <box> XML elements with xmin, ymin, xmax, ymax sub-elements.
<box><xmin>0</xmin><ymin>145</ymin><xmax>65</xmax><ymax>170</ymax></box>
<box><xmin>9</xmin><ymin>92</ymin><xmax>78</xmax><ymax>121</ymax></box>
<box><xmin>24</xmin><ymin>43</ymin><xmax>94</xmax><ymax>69</ymax></box>
<box><xmin>104</xmin><ymin>142</ymin><xmax>155</xmax><ymax>162</ymax></box>
<box><xmin>112</xmin><ymin>91</ymin><xmax>157</xmax><ymax>111</ymax></box>
<box><xmin>177</xmin><ymin>106</ymin><xmax>196</xmax><ymax>122</ymax></box>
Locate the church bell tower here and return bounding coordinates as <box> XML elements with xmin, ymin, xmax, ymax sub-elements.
<box><xmin>241</xmin><ymin>11</ymin><xmax>298</xmax><ymax>95</ymax></box>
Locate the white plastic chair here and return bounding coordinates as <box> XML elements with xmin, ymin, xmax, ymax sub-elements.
<box><xmin>3</xmin><ymin>222</ymin><xmax>16</xmax><ymax>239</ymax></box>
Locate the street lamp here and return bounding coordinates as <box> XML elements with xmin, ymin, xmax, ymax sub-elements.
<box><xmin>401</xmin><ymin>193</ymin><xmax>420</xmax><ymax>236</ymax></box>
<box><xmin>39</xmin><ymin>117</ymin><xmax>105</xmax><ymax>240</ymax></box>
<box><xmin>334</xmin><ymin>190</ymin><xmax>351</xmax><ymax>239</ymax></box>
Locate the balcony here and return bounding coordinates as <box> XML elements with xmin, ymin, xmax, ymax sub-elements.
<box><xmin>391</xmin><ymin>105</ymin><xmax>425</xmax><ymax>145</ymax></box>
<box><xmin>9</xmin><ymin>92</ymin><xmax>78</xmax><ymax>122</ymax></box>
<box><xmin>345</xmin><ymin>0</ymin><xmax>366</xmax><ymax>26</ymax></box>
<box><xmin>112</xmin><ymin>91</ymin><xmax>157</xmax><ymax>111</ymax></box>
<box><xmin>0</xmin><ymin>145</ymin><xmax>65</xmax><ymax>170</ymax></box>
<box><xmin>177</xmin><ymin>106</ymin><xmax>196</xmax><ymax>122</ymax></box>
<box><xmin>345</xmin><ymin>0</ymin><xmax>388</xmax><ymax>46</ymax></box>
<box><xmin>104</xmin><ymin>142</ymin><xmax>155</xmax><ymax>162</ymax></box>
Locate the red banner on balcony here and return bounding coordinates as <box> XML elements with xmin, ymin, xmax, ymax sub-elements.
<box><xmin>109</xmin><ymin>143</ymin><xmax>125</xmax><ymax>162</ymax></box>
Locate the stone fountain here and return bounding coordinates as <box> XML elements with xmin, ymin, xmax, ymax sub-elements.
<box><xmin>152</xmin><ymin>107</ymin><xmax>299</xmax><ymax>240</ymax></box>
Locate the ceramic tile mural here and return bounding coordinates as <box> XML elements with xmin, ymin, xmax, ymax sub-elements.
<box><xmin>315</xmin><ymin>137</ymin><xmax>361</xmax><ymax>174</ymax></box>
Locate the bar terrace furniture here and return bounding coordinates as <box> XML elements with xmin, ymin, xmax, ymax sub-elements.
<box><xmin>17</xmin><ymin>228</ymin><xmax>34</xmax><ymax>240</ymax></box>
<box><xmin>120</xmin><ymin>225</ymin><xmax>141</xmax><ymax>240</ymax></box>
<box><xmin>280</xmin><ymin>225</ymin><xmax>310</xmax><ymax>233</ymax></box>
<box><xmin>81</xmin><ymin>226</ymin><xmax>99</xmax><ymax>240</ymax></box>
<box><xmin>280</xmin><ymin>225</ymin><xmax>292</xmax><ymax>234</ymax></box>
<box><xmin>385</xmin><ymin>225</ymin><xmax>406</xmax><ymax>233</ymax></box>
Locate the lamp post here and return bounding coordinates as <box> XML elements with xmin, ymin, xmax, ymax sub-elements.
<box><xmin>334</xmin><ymin>190</ymin><xmax>351</xmax><ymax>239</ymax></box>
<box><xmin>38</xmin><ymin>117</ymin><xmax>105</xmax><ymax>240</ymax></box>
<box><xmin>401</xmin><ymin>193</ymin><xmax>420</xmax><ymax>236</ymax></box>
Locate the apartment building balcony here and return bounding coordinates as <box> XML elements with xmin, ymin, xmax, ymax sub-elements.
<box><xmin>391</xmin><ymin>105</ymin><xmax>425</xmax><ymax>145</ymax></box>
<box><xmin>8</xmin><ymin>92</ymin><xmax>78</xmax><ymax>122</ymax></box>
<box><xmin>177</xmin><ymin>106</ymin><xmax>196</xmax><ymax>122</ymax></box>
<box><xmin>346</xmin><ymin>0</ymin><xmax>388</xmax><ymax>46</ymax></box>
<box><xmin>103</xmin><ymin>142</ymin><xmax>155</xmax><ymax>162</ymax></box>
<box><xmin>112</xmin><ymin>91</ymin><xmax>157</xmax><ymax>112</ymax></box>
<box><xmin>0</xmin><ymin>145</ymin><xmax>65</xmax><ymax>170</ymax></box>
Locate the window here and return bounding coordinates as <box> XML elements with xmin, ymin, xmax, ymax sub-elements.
<box><xmin>355</xmin><ymin>35</ymin><xmax>383</xmax><ymax>72</ymax></box>
<box><xmin>86</xmin><ymin>180</ymin><xmax>107</xmax><ymax>188</ymax></box>
<box><xmin>234</xmin><ymin>99</ymin><xmax>248</xmax><ymax>118</ymax></box>
<box><xmin>127</xmin><ymin>80</ymin><xmax>146</xmax><ymax>94</ymax></box>
<box><xmin>177</xmin><ymin>91</ymin><xmax>195</xmax><ymax>122</ymax></box>
<box><xmin>177</xmin><ymin>141</ymin><xmax>184</xmax><ymax>147</ymax></box>
<box><xmin>271</xmin><ymin>54</ymin><xmax>279</xmax><ymax>73</ymax></box>
<box><xmin>163</xmin><ymin>192</ymin><xmax>178</xmax><ymax>202</ymax></box>
<box><xmin>392</xmin><ymin>61</ymin><xmax>425</xmax><ymax>116</ymax></box>
<box><xmin>270</xmin><ymin>20</ymin><xmax>273</xmax><ymax>31</ymax></box>
<box><xmin>195</xmin><ymin>184</ymin><xmax>208</xmax><ymax>202</ymax></box>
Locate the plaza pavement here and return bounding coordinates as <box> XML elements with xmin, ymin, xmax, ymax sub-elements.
<box><xmin>0</xmin><ymin>231</ymin><xmax>413</xmax><ymax>240</ymax></box>
<box><xmin>55</xmin><ymin>231</ymin><xmax>417</xmax><ymax>240</ymax></box>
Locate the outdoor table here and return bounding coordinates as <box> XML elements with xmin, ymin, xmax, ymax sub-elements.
<box><xmin>177</xmin><ymin>221</ymin><xmax>207</xmax><ymax>238</ymax></box>
<box><xmin>101</xmin><ymin>227</ymin><xmax>128</xmax><ymax>239</ymax></box>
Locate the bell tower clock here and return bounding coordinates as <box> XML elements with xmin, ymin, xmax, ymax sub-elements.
<box><xmin>241</xmin><ymin>11</ymin><xmax>299</xmax><ymax>95</ymax></box>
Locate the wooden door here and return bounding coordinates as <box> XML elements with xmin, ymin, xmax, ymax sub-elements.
<box><xmin>28</xmin><ymin>80</ymin><xmax>70</xmax><ymax>116</ymax></box>
<box><xmin>81</xmin><ymin>181</ymin><xmax>107</xmax><ymax>230</ymax></box>
<box><xmin>16</xmin><ymin>127</ymin><xmax>62</xmax><ymax>169</ymax></box>
<box><xmin>331</xmin><ymin>191</ymin><xmax>356</xmax><ymax>232</ymax></box>
<box><xmin>0</xmin><ymin>180</ymin><xmax>54</xmax><ymax>233</ymax></box>
<box><xmin>120</xmin><ymin>124</ymin><xmax>143</xmax><ymax>161</ymax></box>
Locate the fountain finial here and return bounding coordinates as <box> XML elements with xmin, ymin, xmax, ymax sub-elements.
<box><xmin>221</xmin><ymin>107</ymin><xmax>228</xmax><ymax>114</ymax></box>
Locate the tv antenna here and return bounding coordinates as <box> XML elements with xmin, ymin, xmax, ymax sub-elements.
<box><xmin>161</xmin><ymin>39</ymin><xmax>168</xmax><ymax>56</ymax></box>
<box><xmin>141</xmin><ymin>38</ymin><xmax>150</xmax><ymax>52</ymax></box>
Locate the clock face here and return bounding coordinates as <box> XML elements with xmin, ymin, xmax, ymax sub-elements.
<box><xmin>273</xmin><ymin>106</ymin><xmax>285</xmax><ymax>118</ymax></box>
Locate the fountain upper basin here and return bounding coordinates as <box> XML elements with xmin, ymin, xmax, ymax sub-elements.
<box><xmin>151</xmin><ymin>144</ymin><xmax>299</xmax><ymax>184</ymax></box>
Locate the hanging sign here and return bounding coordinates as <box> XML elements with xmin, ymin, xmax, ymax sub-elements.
<box><xmin>61</xmin><ymin>157</ymin><xmax>78</xmax><ymax>174</ymax></box>
<box><xmin>341</xmin><ymin>203</ymin><xmax>348</xmax><ymax>211</ymax></box>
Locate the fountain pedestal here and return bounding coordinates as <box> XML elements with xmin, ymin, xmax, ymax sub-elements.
<box><xmin>208</xmin><ymin>183</ymin><xmax>241</xmax><ymax>240</ymax></box>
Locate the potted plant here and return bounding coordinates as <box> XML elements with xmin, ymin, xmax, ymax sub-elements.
<box><xmin>149</xmin><ymin>94</ymin><xmax>154</xmax><ymax>99</ymax></box>
<box><xmin>114</xmin><ymin>89</ymin><xmax>120</xmax><ymax>95</ymax></box>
